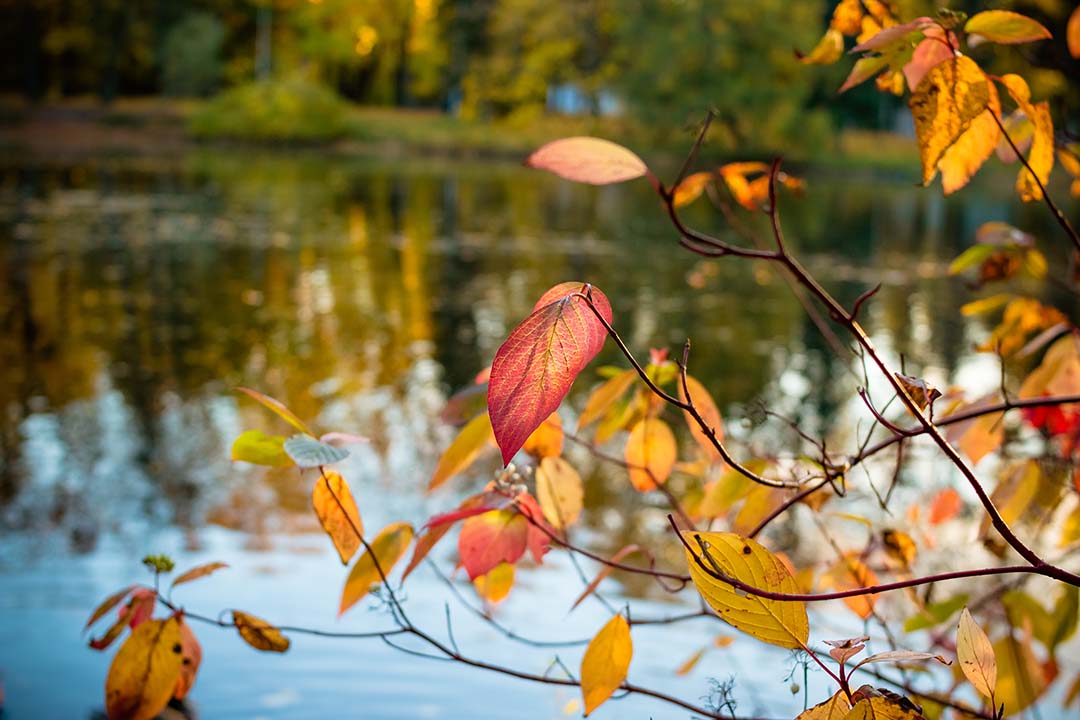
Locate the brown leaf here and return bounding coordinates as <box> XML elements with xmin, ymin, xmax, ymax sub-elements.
<box><xmin>233</xmin><ymin>610</ymin><xmax>290</xmax><ymax>653</ymax></box>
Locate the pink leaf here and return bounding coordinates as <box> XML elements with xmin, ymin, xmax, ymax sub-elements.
<box><xmin>902</xmin><ymin>29</ymin><xmax>954</xmax><ymax>91</ymax></box>
<box><xmin>458</xmin><ymin>509</ymin><xmax>529</xmax><ymax>580</ymax></box>
<box><xmin>525</xmin><ymin>137</ymin><xmax>649</xmax><ymax>186</ymax></box>
<box><xmin>851</xmin><ymin>17</ymin><xmax>934</xmax><ymax>53</ymax></box>
<box><xmin>488</xmin><ymin>283</ymin><xmax>612</xmax><ymax>465</ymax></box>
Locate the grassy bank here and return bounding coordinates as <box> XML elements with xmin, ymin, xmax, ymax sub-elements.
<box><xmin>0</xmin><ymin>94</ymin><xmax>918</xmax><ymax>172</ymax></box>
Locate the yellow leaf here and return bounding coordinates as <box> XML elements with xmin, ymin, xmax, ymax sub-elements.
<box><xmin>830</xmin><ymin>0</ymin><xmax>863</xmax><ymax>36</ymax></box>
<box><xmin>795</xmin><ymin>691</ymin><xmax>851</xmax><ymax>719</ymax></box>
<box><xmin>671</xmin><ymin>171</ymin><xmax>714</xmax><ymax>209</ymax></box>
<box><xmin>909</xmin><ymin>56</ymin><xmax>991</xmax><ymax>186</ymax></box>
<box><xmin>943</xmin><ymin>394</ymin><xmax>1005</xmax><ymax>466</ymax></box>
<box><xmin>674</xmin><ymin>647</ymin><xmax>706</xmax><ymax>676</ymax></box>
<box><xmin>937</xmin><ymin>80</ymin><xmax>1000</xmax><ymax>195</ymax></box>
<box><xmin>960</xmin><ymin>293</ymin><xmax>1012</xmax><ymax>316</ymax></box>
<box><xmin>683</xmin><ymin>531</ymin><xmax>809</xmax><ymax>649</ymax></box>
<box><xmin>428</xmin><ymin>412</ymin><xmax>494</xmax><ymax>491</ymax></box>
<box><xmin>232</xmin><ymin>610</ymin><xmax>290</xmax><ymax>653</ymax></box>
<box><xmin>522</xmin><ymin>412</ymin><xmax>563</xmax><ymax>458</ymax></box>
<box><xmin>994</xmin><ymin>635</ymin><xmax>1049</xmax><ymax>712</ymax></box>
<box><xmin>1016</xmin><ymin>102</ymin><xmax>1053</xmax><ymax>202</ymax></box>
<box><xmin>1059</xmin><ymin>149</ymin><xmax>1080</xmax><ymax>178</ymax></box>
<box><xmin>313</xmin><ymin>471</ymin><xmax>363</xmax><ymax>565</ymax></box>
<box><xmin>339</xmin><ymin>521</ymin><xmax>414</xmax><ymax>616</ymax></box>
<box><xmin>731</xmin><ymin>484</ymin><xmax>788</xmax><ymax>536</ymax></box>
<box><xmin>964</xmin><ymin>11</ymin><xmax>1052</xmax><ymax>45</ymax></box>
<box><xmin>846</xmin><ymin>695</ymin><xmax>926</xmax><ymax>719</ymax></box>
<box><xmin>882</xmin><ymin>529</ymin><xmax>917</xmax><ymax>567</ymax></box>
<box><xmin>1060</xmin><ymin>504</ymin><xmax>1080</xmax><ymax>547</ymax></box>
<box><xmin>105</xmin><ymin>617</ymin><xmax>184</xmax><ymax>720</ymax></box>
<box><xmin>957</xmin><ymin>608</ymin><xmax>996</xmax><ymax>700</ymax></box>
<box><xmin>473</xmin><ymin>562</ymin><xmax>515</xmax><ymax>604</ymax></box>
<box><xmin>800</xmin><ymin>28</ymin><xmax>844</xmax><ymax>64</ymax></box>
<box><xmin>580</xmin><ymin>614</ymin><xmax>632</xmax><ymax>715</ymax></box>
<box><xmin>625</xmin><ymin>417</ymin><xmax>676</xmax><ymax>492</ymax></box>
<box><xmin>678</xmin><ymin>374</ymin><xmax>724</xmax><ymax>459</ymax></box>
<box><xmin>535</xmin><ymin>456</ymin><xmax>584</xmax><ymax>530</ymax></box>
<box><xmin>578</xmin><ymin>369</ymin><xmax>637</xmax><ymax>430</ymax></box>
<box><xmin>230</xmin><ymin>430</ymin><xmax>292</xmax><ymax>467</ymax></box>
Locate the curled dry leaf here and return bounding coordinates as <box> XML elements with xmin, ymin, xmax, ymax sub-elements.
<box><xmin>171</xmin><ymin>562</ymin><xmax>229</xmax><ymax>588</ymax></box>
<box><xmin>232</xmin><ymin>610</ymin><xmax>290</xmax><ymax>653</ymax></box>
<box><xmin>85</xmin><ymin>585</ymin><xmax>136</xmax><ymax>632</ymax></box>
<box><xmin>957</xmin><ymin>607</ymin><xmax>997</xmax><ymax>700</ymax></box>
<box><xmin>580</xmin><ymin>614</ymin><xmax>632</xmax><ymax>715</ymax></box>
<box><xmin>105</xmin><ymin>616</ymin><xmax>184</xmax><ymax>720</ymax></box>
<box><xmin>312</xmin><ymin>471</ymin><xmax>363</xmax><ymax>564</ymax></box>
<box><xmin>525</xmin><ymin>137</ymin><xmax>649</xmax><ymax>186</ymax></box>
<box><xmin>683</xmin><ymin>531</ymin><xmax>809</xmax><ymax>649</ymax></box>
<box><xmin>488</xmin><ymin>282</ymin><xmax>612</xmax><ymax>465</ymax></box>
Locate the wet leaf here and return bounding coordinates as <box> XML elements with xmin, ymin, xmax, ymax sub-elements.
<box><xmin>339</xmin><ymin>522</ymin><xmax>414</xmax><ymax>616</ymax></box>
<box><xmin>428</xmin><ymin>412</ymin><xmax>495</xmax><ymax>491</ymax></box>
<box><xmin>522</xmin><ymin>412</ymin><xmax>563</xmax><ymax>458</ymax></box>
<box><xmin>683</xmin><ymin>531</ymin><xmax>809</xmax><ymax>649</ymax></box>
<box><xmin>283</xmin><ymin>434</ymin><xmax>349</xmax><ymax>468</ymax></box>
<box><xmin>473</xmin><ymin>562</ymin><xmax>515</xmax><ymax>604</ymax></box>
<box><xmin>526</xmin><ymin>137</ymin><xmax>649</xmax><ymax>186</ymax></box>
<box><xmin>232</xmin><ymin>610</ymin><xmax>290</xmax><ymax>653</ymax></box>
<box><xmin>458</xmin><ymin>509</ymin><xmax>528</xmax><ymax>580</ymax></box>
<box><xmin>535</xmin><ymin>456</ymin><xmax>584</xmax><ymax>530</ymax></box>
<box><xmin>488</xmin><ymin>282</ymin><xmax>612</xmax><ymax>465</ymax></box>
<box><xmin>104</xmin><ymin>616</ymin><xmax>184</xmax><ymax>720</ymax></box>
<box><xmin>236</xmin><ymin>387</ymin><xmax>313</xmax><ymax>436</ymax></box>
<box><xmin>171</xmin><ymin>562</ymin><xmax>228</xmax><ymax>589</ymax></box>
<box><xmin>312</xmin><ymin>471</ymin><xmax>363</xmax><ymax>564</ymax></box>
<box><xmin>909</xmin><ymin>56</ymin><xmax>991</xmax><ymax>186</ymax></box>
<box><xmin>230</xmin><ymin>430</ymin><xmax>292</xmax><ymax>467</ymax></box>
<box><xmin>964</xmin><ymin>11</ymin><xmax>1051</xmax><ymax>45</ymax></box>
<box><xmin>957</xmin><ymin>608</ymin><xmax>996</xmax><ymax>699</ymax></box>
<box><xmin>625</xmin><ymin>417</ymin><xmax>676</xmax><ymax>491</ymax></box>
<box><xmin>580</xmin><ymin>614</ymin><xmax>632</xmax><ymax>715</ymax></box>
<box><xmin>679</xmin><ymin>374</ymin><xmax>723</xmax><ymax>459</ymax></box>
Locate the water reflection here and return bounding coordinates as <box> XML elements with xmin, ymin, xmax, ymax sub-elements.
<box><xmin>0</xmin><ymin>149</ymin><xmax>1075</xmax><ymax>716</ymax></box>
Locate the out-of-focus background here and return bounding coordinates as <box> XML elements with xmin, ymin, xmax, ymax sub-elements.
<box><xmin>0</xmin><ymin>1</ymin><xmax>1078</xmax><ymax>719</ymax></box>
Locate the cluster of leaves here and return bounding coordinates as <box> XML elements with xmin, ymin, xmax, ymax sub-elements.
<box><xmin>86</xmin><ymin>4</ymin><xmax>1080</xmax><ymax>720</ymax></box>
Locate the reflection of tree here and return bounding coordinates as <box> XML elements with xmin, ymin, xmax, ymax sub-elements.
<box><xmin>1</xmin><ymin>152</ymin><xmax>1060</xmax><ymax>562</ymax></box>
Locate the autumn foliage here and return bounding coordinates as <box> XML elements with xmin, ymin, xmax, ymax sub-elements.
<box><xmin>84</xmin><ymin>4</ymin><xmax>1080</xmax><ymax>720</ymax></box>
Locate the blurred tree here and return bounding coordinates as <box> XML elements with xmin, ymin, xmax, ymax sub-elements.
<box><xmin>162</xmin><ymin>12</ymin><xmax>227</xmax><ymax>97</ymax></box>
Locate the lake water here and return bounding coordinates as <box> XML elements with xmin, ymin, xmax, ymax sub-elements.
<box><xmin>0</xmin><ymin>148</ymin><xmax>1076</xmax><ymax>719</ymax></box>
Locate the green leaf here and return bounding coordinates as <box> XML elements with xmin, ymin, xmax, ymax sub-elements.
<box><xmin>904</xmin><ymin>594</ymin><xmax>969</xmax><ymax>632</ymax></box>
<box><xmin>283</xmin><ymin>434</ymin><xmax>349</xmax><ymax>468</ymax></box>
<box><xmin>231</xmin><ymin>430</ymin><xmax>292</xmax><ymax>467</ymax></box>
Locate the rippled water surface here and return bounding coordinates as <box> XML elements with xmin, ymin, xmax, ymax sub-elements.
<box><xmin>0</xmin><ymin>150</ymin><xmax>1076</xmax><ymax>719</ymax></box>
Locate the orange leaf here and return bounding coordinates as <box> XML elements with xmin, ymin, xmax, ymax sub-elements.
<box><xmin>401</xmin><ymin>522</ymin><xmax>453</xmax><ymax>582</ymax></box>
<box><xmin>1016</xmin><ymin>102</ymin><xmax>1053</xmax><ymax>202</ymax></box>
<box><xmin>1069</xmin><ymin>6</ymin><xmax>1080</xmax><ymax>58</ymax></box>
<box><xmin>580</xmin><ymin>614</ymin><xmax>632</xmax><ymax>715</ymax></box>
<box><xmin>522</xmin><ymin>412</ymin><xmax>563</xmax><ymax>458</ymax></box>
<box><xmin>488</xmin><ymin>283</ymin><xmax>611</xmax><ymax>465</ymax></box>
<box><xmin>929</xmin><ymin>487</ymin><xmax>962</xmax><ymax>524</ymax></box>
<box><xmin>85</xmin><ymin>585</ymin><xmax>135</xmax><ymax>632</ymax></box>
<box><xmin>624</xmin><ymin>417</ymin><xmax>676</xmax><ymax>491</ymax></box>
<box><xmin>171</xmin><ymin>562</ymin><xmax>229</xmax><ymax>589</ymax></box>
<box><xmin>679</xmin><ymin>374</ymin><xmax>724</xmax><ymax>459</ymax></box>
<box><xmin>339</xmin><ymin>522</ymin><xmax>414</xmax><ymax>616</ymax></box>
<box><xmin>428</xmin><ymin>412</ymin><xmax>495</xmax><ymax>491</ymax></box>
<box><xmin>232</xmin><ymin>610</ymin><xmax>291</xmax><ymax>652</ymax></box>
<box><xmin>571</xmin><ymin>544</ymin><xmax>647</xmax><ymax>610</ymax></box>
<box><xmin>458</xmin><ymin>509</ymin><xmax>528</xmax><ymax>580</ymax></box>
<box><xmin>525</xmin><ymin>137</ymin><xmax>649</xmax><ymax>186</ymax></box>
<box><xmin>820</xmin><ymin>554</ymin><xmax>879</xmax><ymax>619</ymax></box>
<box><xmin>236</xmin><ymin>387</ymin><xmax>313</xmax><ymax>436</ymax></box>
<box><xmin>577</xmin><ymin>368</ymin><xmax>637</xmax><ymax>430</ymax></box>
<box><xmin>312</xmin><ymin>471</ymin><xmax>363</xmax><ymax>564</ymax></box>
<box><xmin>173</xmin><ymin>618</ymin><xmax>202</xmax><ymax>700</ymax></box>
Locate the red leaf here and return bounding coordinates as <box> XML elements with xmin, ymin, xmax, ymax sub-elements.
<box><xmin>424</xmin><ymin>487</ymin><xmax>518</xmax><ymax>529</ymax></box>
<box><xmin>458</xmin><ymin>509</ymin><xmax>529</xmax><ymax>580</ymax></box>
<box><xmin>929</xmin><ymin>487</ymin><xmax>962</xmax><ymax>524</ymax></box>
<box><xmin>525</xmin><ymin>137</ymin><xmax>649</xmax><ymax>186</ymax></box>
<box><xmin>488</xmin><ymin>283</ymin><xmax>612</xmax><ymax>465</ymax></box>
<box><xmin>516</xmin><ymin>492</ymin><xmax>553</xmax><ymax>563</ymax></box>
